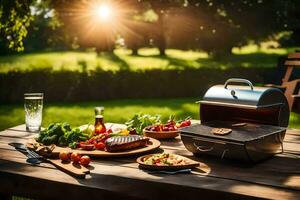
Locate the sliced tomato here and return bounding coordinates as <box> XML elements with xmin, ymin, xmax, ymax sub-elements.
<box><xmin>76</xmin><ymin>142</ymin><xmax>81</xmax><ymax>148</ymax></box>
<box><xmin>87</xmin><ymin>138</ymin><xmax>95</xmax><ymax>144</ymax></box>
<box><xmin>154</xmin><ymin>158</ymin><xmax>163</xmax><ymax>164</ymax></box>
<box><xmin>100</xmin><ymin>134</ymin><xmax>109</xmax><ymax>143</ymax></box>
<box><xmin>80</xmin><ymin>144</ymin><xmax>94</xmax><ymax>151</ymax></box>
<box><xmin>80</xmin><ymin>141</ymin><xmax>87</xmax><ymax>146</ymax></box>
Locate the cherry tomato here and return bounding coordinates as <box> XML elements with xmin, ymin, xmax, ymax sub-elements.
<box><xmin>163</xmin><ymin>126</ymin><xmax>169</xmax><ymax>131</ymax></box>
<box><xmin>179</xmin><ymin>120</ymin><xmax>191</xmax><ymax>127</ymax></box>
<box><xmin>168</xmin><ymin>126</ymin><xmax>176</xmax><ymax>131</ymax></box>
<box><xmin>150</xmin><ymin>127</ymin><xmax>156</xmax><ymax>131</ymax></box>
<box><xmin>154</xmin><ymin>125</ymin><xmax>161</xmax><ymax>131</ymax></box>
<box><xmin>80</xmin><ymin>155</ymin><xmax>91</xmax><ymax>167</ymax></box>
<box><xmin>59</xmin><ymin>150</ymin><xmax>70</xmax><ymax>162</ymax></box>
<box><xmin>71</xmin><ymin>152</ymin><xmax>81</xmax><ymax>163</ymax></box>
<box><xmin>95</xmin><ymin>142</ymin><xmax>106</xmax><ymax>150</ymax></box>
<box><xmin>185</xmin><ymin>120</ymin><xmax>191</xmax><ymax>126</ymax></box>
<box><xmin>180</xmin><ymin>122</ymin><xmax>186</xmax><ymax>127</ymax></box>
<box><xmin>107</xmin><ymin>129</ymin><xmax>113</xmax><ymax>134</ymax></box>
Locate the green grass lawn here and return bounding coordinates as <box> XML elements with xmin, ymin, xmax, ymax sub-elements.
<box><xmin>1</xmin><ymin>46</ymin><xmax>299</xmax><ymax>130</ymax></box>
<box><xmin>1</xmin><ymin>98</ymin><xmax>299</xmax><ymax>131</ymax></box>
<box><xmin>0</xmin><ymin>46</ymin><xmax>299</xmax><ymax>73</ymax></box>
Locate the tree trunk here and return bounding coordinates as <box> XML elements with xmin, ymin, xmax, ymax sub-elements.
<box><xmin>159</xmin><ymin>46</ymin><xmax>166</xmax><ymax>56</ymax></box>
<box><xmin>211</xmin><ymin>46</ymin><xmax>233</xmax><ymax>60</ymax></box>
<box><xmin>131</xmin><ymin>47</ymin><xmax>138</xmax><ymax>55</ymax></box>
<box><xmin>107</xmin><ymin>46</ymin><xmax>114</xmax><ymax>54</ymax></box>
<box><xmin>96</xmin><ymin>47</ymin><xmax>102</xmax><ymax>55</ymax></box>
<box><xmin>153</xmin><ymin>6</ymin><xmax>166</xmax><ymax>57</ymax></box>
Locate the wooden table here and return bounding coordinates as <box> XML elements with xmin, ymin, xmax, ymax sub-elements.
<box><xmin>0</xmin><ymin>125</ymin><xmax>300</xmax><ymax>200</ymax></box>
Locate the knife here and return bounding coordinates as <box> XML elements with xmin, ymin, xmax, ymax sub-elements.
<box><xmin>146</xmin><ymin>169</ymin><xmax>192</xmax><ymax>175</ymax></box>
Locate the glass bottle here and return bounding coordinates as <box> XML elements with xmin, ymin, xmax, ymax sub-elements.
<box><xmin>94</xmin><ymin>107</ymin><xmax>106</xmax><ymax>134</ymax></box>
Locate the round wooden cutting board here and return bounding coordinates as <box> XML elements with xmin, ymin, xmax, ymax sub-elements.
<box><xmin>27</xmin><ymin>138</ymin><xmax>161</xmax><ymax>158</ymax></box>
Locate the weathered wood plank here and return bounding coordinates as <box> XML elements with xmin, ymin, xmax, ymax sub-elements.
<box><xmin>1</xmin><ymin>138</ymin><xmax>300</xmax><ymax>193</ymax></box>
<box><xmin>0</xmin><ymin>130</ymin><xmax>300</xmax><ymax>191</ymax></box>
<box><xmin>285</xmin><ymin>128</ymin><xmax>300</xmax><ymax>135</ymax></box>
<box><xmin>0</xmin><ymin>149</ymin><xmax>56</xmax><ymax>169</ymax></box>
<box><xmin>0</xmin><ymin>160</ymin><xmax>140</xmax><ymax>200</ymax></box>
<box><xmin>0</xmin><ymin>132</ymin><xmax>299</xmax><ymax>171</ymax></box>
<box><xmin>0</xmin><ymin>124</ymin><xmax>36</xmax><ymax>138</ymax></box>
<box><xmin>0</xmin><ymin>159</ymin><xmax>299</xmax><ymax>200</ymax></box>
<box><xmin>1</xmin><ymin>125</ymin><xmax>300</xmax><ymax>199</ymax></box>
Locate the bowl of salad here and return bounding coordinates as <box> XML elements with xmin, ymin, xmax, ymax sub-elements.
<box><xmin>143</xmin><ymin>119</ymin><xmax>191</xmax><ymax>139</ymax></box>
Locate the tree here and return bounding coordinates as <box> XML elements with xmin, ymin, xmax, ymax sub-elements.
<box><xmin>1</xmin><ymin>0</ymin><xmax>299</xmax><ymax>56</ymax></box>
<box><xmin>0</xmin><ymin>0</ymin><xmax>35</xmax><ymax>54</ymax></box>
<box><xmin>187</xmin><ymin>0</ymin><xmax>299</xmax><ymax>56</ymax></box>
<box><xmin>23</xmin><ymin>0</ymin><xmax>67</xmax><ymax>51</ymax></box>
<box><xmin>140</xmin><ymin>0</ymin><xmax>186</xmax><ymax>56</ymax></box>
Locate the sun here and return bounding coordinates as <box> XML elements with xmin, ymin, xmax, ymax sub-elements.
<box><xmin>94</xmin><ymin>4</ymin><xmax>112</xmax><ymax>21</ymax></box>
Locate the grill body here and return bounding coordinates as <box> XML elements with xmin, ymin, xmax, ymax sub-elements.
<box><xmin>180</xmin><ymin>79</ymin><xmax>290</xmax><ymax>163</ymax></box>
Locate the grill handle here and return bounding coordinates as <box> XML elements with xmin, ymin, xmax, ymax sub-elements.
<box><xmin>193</xmin><ymin>142</ymin><xmax>214</xmax><ymax>152</ymax></box>
<box><xmin>224</xmin><ymin>78</ymin><xmax>254</xmax><ymax>90</ymax></box>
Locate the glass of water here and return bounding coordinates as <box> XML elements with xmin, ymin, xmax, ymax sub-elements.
<box><xmin>24</xmin><ymin>93</ymin><xmax>43</xmax><ymax>132</ymax></box>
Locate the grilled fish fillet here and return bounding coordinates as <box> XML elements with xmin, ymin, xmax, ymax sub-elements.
<box><xmin>105</xmin><ymin>135</ymin><xmax>149</xmax><ymax>152</ymax></box>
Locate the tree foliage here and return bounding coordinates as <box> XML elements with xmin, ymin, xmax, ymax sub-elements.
<box><xmin>0</xmin><ymin>0</ymin><xmax>35</xmax><ymax>53</ymax></box>
<box><xmin>0</xmin><ymin>0</ymin><xmax>299</xmax><ymax>56</ymax></box>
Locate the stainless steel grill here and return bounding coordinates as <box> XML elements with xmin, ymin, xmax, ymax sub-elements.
<box><xmin>180</xmin><ymin>78</ymin><xmax>290</xmax><ymax>163</ymax></box>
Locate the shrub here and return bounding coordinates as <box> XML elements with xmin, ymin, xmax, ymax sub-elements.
<box><xmin>0</xmin><ymin>68</ymin><xmax>276</xmax><ymax>103</ymax></box>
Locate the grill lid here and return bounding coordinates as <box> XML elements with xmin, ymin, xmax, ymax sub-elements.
<box><xmin>200</xmin><ymin>78</ymin><xmax>286</xmax><ymax>109</ymax></box>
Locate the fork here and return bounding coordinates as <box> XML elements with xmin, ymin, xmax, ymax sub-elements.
<box><xmin>26</xmin><ymin>149</ymin><xmax>45</xmax><ymax>164</ymax></box>
<box><xmin>27</xmin><ymin>149</ymin><xmax>43</xmax><ymax>159</ymax></box>
<box><xmin>15</xmin><ymin>146</ymin><xmax>44</xmax><ymax>164</ymax></box>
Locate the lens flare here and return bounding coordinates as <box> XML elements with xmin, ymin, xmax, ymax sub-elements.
<box><xmin>95</xmin><ymin>4</ymin><xmax>111</xmax><ymax>21</ymax></box>
<box><xmin>58</xmin><ymin>0</ymin><xmax>146</xmax><ymax>50</ymax></box>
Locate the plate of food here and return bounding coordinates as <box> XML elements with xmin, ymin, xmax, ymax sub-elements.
<box><xmin>137</xmin><ymin>153</ymin><xmax>200</xmax><ymax>170</ymax></box>
<box><xmin>143</xmin><ymin>119</ymin><xmax>192</xmax><ymax>139</ymax></box>
<box><xmin>27</xmin><ymin>122</ymin><xmax>160</xmax><ymax>158</ymax></box>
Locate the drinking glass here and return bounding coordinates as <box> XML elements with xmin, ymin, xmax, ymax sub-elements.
<box><xmin>24</xmin><ymin>93</ymin><xmax>43</xmax><ymax>132</ymax></box>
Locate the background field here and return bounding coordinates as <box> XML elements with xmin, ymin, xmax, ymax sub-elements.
<box><xmin>2</xmin><ymin>46</ymin><xmax>300</xmax><ymax>103</ymax></box>
<box><xmin>1</xmin><ymin>98</ymin><xmax>299</xmax><ymax>131</ymax></box>
<box><xmin>0</xmin><ymin>46</ymin><xmax>298</xmax><ymax>73</ymax></box>
<box><xmin>1</xmin><ymin>47</ymin><xmax>300</xmax><ymax>130</ymax></box>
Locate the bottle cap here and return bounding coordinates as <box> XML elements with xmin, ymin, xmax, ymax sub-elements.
<box><xmin>95</xmin><ymin>106</ymin><xmax>104</xmax><ymax>116</ymax></box>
